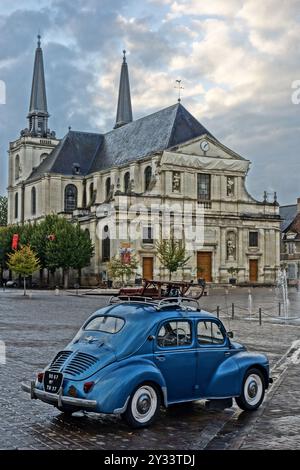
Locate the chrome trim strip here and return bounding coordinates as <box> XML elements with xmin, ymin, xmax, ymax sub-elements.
<box><xmin>113</xmin><ymin>396</ymin><xmax>130</xmax><ymax>414</ymax></box>
<box><xmin>21</xmin><ymin>382</ymin><xmax>97</xmax><ymax>410</ymax></box>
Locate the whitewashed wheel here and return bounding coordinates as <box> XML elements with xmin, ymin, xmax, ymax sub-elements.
<box><xmin>122</xmin><ymin>384</ymin><xmax>161</xmax><ymax>428</ymax></box>
<box><xmin>236</xmin><ymin>368</ymin><xmax>265</xmax><ymax>411</ymax></box>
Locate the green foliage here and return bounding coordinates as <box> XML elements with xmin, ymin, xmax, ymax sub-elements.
<box><xmin>108</xmin><ymin>254</ymin><xmax>138</xmax><ymax>284</ymax></box>
<box><xmin>156</xmin><ymin>239</ymin><xmax>190</xmax><ymax>280</ymax></box>
<box><xmin>7</xmin><ymin>245</ymin><xmax>40</xmax><ymax>277</ymax></box>
<box><xmin>0</xmin><ymin>196</ymin><xmax>8</xmax><ymax>226</ymax></box>
<box><xmin>227</xmin><ymin>266</ymin><xmax>241</xmax><ymax>276</ymax></box>
<box><xmin>0</xmin><ymin>215</ymin><xmax>94</xmax><ymax>286</ymax></box>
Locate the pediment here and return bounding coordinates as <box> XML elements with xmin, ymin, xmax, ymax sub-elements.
<box><xmin>170</xmin><ymin>134</ymin><xmax>246</xmax><ymax>161</ymax></box>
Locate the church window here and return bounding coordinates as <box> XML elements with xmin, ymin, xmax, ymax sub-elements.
<box><xmin>31</xmin><ymin>187</ymin><xmax>36</xmax><ymax>215</ymax></box>
<box><xmin>197</xmin><ymin>174</ymin><xmax>211</xmax><ymax>201</ymax></box>
<box><xmin>14</xmin><ymin>193</ymin><xmax>18</xmax><ymax>219</ymax></box>
<box><xmin>144</xmin><ymin>166</ymin><xmax>152</xmax><ymax>191</ymax></box>
<box><xmin>64</xmin><ymin>184</ymin><xmax>78</xmax><ymax>212</ymax></box>
<box><xmin>249</xmin><ymin>231</ymin><xmax>258</xmax><ymax>247</ymax></box>
<box><xmin>102</xmin><ymin>225</ymin><xmax>110</xmax><ymax>262</ymax></box>
<box><xmin>105</xmin><ymin>177</ymin><xmax>111</xmax><ymax>199</ymax></box>
<box><xmin>124</xmin><ymin>172</ymin><xmax>130</xmax><ymax>194</ymax></box>
<box><xmin>89</xmin><ymin>182</ymin><xmax>94</xmax><ymax>203</ymax></box>
<box><xmin>15</xmin><ymin>155</ymin><xmax>20</xmax><ymax>180</ymax></box>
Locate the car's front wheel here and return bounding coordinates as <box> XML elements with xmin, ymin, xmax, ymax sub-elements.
<box><xmin>235</xmin><ymin>368</ymin><xmax>265</xmax><ymax>411</ymax></box>
<box><xmin>122</xmin><ymin>383</ymin><xmax>161</xmax><ymax>428</ymax></box>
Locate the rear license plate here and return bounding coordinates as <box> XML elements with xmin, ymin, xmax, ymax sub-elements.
<box><xmin>43</xmin><ymin>371</ymin><xmax>63</xmax><ymax>394</ymax></box>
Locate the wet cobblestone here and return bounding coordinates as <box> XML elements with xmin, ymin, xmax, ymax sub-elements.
<box><xmin>0</xmin><ymin>287</ymin><xmax>299</xmax><ymax>449</ymax></box>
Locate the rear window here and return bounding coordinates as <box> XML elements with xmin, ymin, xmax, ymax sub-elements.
<box><xmin>84</xmin><ymin>316</ymin><xmax>125</xmax><ymax>334</ymax></box>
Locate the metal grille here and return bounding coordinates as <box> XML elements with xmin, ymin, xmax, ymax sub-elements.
<box><xmin>63</xmin><ymin>352</ymin><xmax>98</xmax><ymax>377</ymax></box>
<box><xmin>48</xmin><ymin>351</ymin><xmax>72</xmax><ymax>372</ymax></box>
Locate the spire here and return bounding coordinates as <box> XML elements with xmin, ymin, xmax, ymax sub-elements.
<box><xmin>114</xmin><ymin>50</ymin><xmax>133</xmax><ymax>129</ymax></box>
<box><xmin>27</xmin><ymin>35</ymin><xmax>52</xmax><ymax>137</ymax></box>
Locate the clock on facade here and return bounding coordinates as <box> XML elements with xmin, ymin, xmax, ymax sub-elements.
<box><xmin>200</xmin><ymin>140</ymin><xmax>210</xmax><ymax>152</ymax></box>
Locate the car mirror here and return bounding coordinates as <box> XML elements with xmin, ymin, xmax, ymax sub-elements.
<box><xmin>148</xmin><ymin>335</ymin><xmax>155</xmax><ymax>341</ymax></box>
<box><xmin>227</xmin><ymin>331</ymin><xmax>234</xmax><ymax>339</ymax></box>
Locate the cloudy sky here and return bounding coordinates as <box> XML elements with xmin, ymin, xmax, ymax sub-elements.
<box><xmin>0</xmin><ymin>0</ymin><xmax>299</xmax><ymax>204</ymax></box>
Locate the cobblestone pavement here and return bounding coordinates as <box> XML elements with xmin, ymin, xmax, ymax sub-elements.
<box><xmin>0</xmin><ymin>287</ymin><xmax>299</xmax><ymax>450</ymax></box>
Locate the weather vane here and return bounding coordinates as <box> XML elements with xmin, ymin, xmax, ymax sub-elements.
<box><xmin>174</xmin><ymin>79</ymin><xmax>184</xmax><ymax>102</ymax></box>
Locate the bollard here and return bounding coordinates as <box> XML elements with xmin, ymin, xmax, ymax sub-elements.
<box><xmin>231</xmin><ymin>303</ymin><xmax>234</xmax><ymax>319</ymax></box>
<box><xmin>259</xmin><ymin>307</ymin><xmax>262</xmax><ymax>325</ymax></box>
<box><xmin>217</xmin><ymin>306</ymin><xmax>220</xmax><ymax>319</ymax></box>
<box><xmin>278</xmin><ymin>302</ymin><xmax>281</xmax><ymax>316</ymax></box>
<box><xmin>55</xmin><ymin>286</ymin><xmax>59</xmax><ymax>296</ymax></box>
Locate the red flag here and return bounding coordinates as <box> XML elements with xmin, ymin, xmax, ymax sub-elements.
<box><xmin>12</xmin><ymin>234</ymin><xmax>19</xmax><ymax>250</ymax></box>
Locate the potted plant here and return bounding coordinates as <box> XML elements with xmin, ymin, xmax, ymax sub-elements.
<box><xmin>227</xmin><ymin>267</ymin><xmax>241</xmax><ymax>285</ymax></box>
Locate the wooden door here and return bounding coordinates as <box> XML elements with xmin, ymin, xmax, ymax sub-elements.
<box><xmin>197</xmin><ymin>252</ymin><xmax>212</xmax><ymax>282</ymax></box>
<box><xmin>249</xmin><ymin>259</ymin><xmax>258</xmax><ymax>282</ymax></box>
<box><xmin>143</xmin><ymin>257</ymin><xmax>153</xmax><ymax>280</ymax></box>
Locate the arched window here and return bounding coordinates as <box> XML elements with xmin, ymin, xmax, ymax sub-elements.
<box><xmin>15</xmin><ymin>155</ymin><xmax>20</xmax><ymax>180</ymax></box>
<box><xmin>124</xmin><ymin>172</ymin><xmax>130</xmax><ymax>194</ymax></box>
<box><xmin>14</xmin><ymin>193</ymin><xmax>18</xmax><ymax>219</ymax></box>
<box><xmin>144</xmin><ymin>166</ymin><xmax>152</xmax><ymax>191</ymax></box>
<box><xmin>84</xmin><ymin>228</ymin><xmax>90</xmax><ymax>240</ymax></box>
<box><xmin>89</xmin><ymin>182</ymin><xmax>94</xmax><ymax>203</ymax></box>
<box><xmin>105</xmin><ymin>177</ymin><xmax>111</xmax><ymax>199</ymax></box>
<box><xmin>64</xmin><ymin>184</ymin><xmax>78</xmax><ymax>212</ymax></box>
<box><xmin>31</xmin><ymin>187</ymin><xmax>36</xmax><ymax>215</ymax></box>
<box><xmin>102</xmin><ymin>225</ymin><xmax>110</xmax><ymax>262</ymax></box>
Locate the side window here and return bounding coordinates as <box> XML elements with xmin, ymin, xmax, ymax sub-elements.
<box><xmin>157</xmin><ymin>321</ymin><xmax>192</xmax><ymax>348</ymax></box>
<box><xmin>197</xmin><ymin>321</ymin><xmax>225</xmax><ymax>345</ymax></box>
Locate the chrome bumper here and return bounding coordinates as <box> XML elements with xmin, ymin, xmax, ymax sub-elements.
<box><xmin>21</xmin><ymin>381</ymin><xmax>97</xmax><ymax>410</ymax></box>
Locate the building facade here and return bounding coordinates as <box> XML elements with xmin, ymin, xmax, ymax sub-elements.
<box><xmin>280</xmin><ymin>198</ymin><xmax>300</xmax><ymax>283</ymax></box>
<box><xmin>7</xmin><ymin>37</ymin><xmax>281</xmax><ymax>285</ymax></box>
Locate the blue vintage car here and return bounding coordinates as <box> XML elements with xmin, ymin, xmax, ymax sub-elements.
<box><xmin>22</xmin><ymin>298</ymin><xmax>272</xmax><ymax>428</ymax></box>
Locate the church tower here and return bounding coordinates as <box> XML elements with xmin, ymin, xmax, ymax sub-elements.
<box><xmin>114</xmin><ymin>50</ymin><xmax>133</xmax><ymax>129</ymax></box>
<box><xmin>7</xmin><ymin>36</ymin><xmax>60</xmax><ymax>224</ymax></box>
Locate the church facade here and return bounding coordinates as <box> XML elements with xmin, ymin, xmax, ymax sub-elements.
<box><xmin>7</xmin><ymin>38</ymin><xmax>281</xmax><ymax>285</ymax></box>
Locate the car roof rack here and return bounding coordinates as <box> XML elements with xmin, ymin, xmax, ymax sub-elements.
<box><xmin>108</xmin><ymin>295</ymin><xmax>201</xmax><ymax>312</ymax></box>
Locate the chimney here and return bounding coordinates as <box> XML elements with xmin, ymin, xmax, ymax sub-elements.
<box><xmin>297</xmin><ymin>197</ymin><xmax>300</xmax><ymax>214</ymax></box>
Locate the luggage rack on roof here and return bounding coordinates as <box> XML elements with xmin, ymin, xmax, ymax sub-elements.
<box><xmin>108</xmin><ymin>295</ymin><xmax>201</xmax><ymax>312</ymax></box>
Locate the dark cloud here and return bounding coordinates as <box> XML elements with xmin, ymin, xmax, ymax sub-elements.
<box><xmin>0</xmin><ymin>0</ymin><xmax>299</xmax><ymax>207</ymax></box>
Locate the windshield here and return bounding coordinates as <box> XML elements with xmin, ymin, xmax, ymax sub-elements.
<box><xmin>84</xmin><ymin>316</ymin><xmax>125</xmax><ymax>334</ymax></box>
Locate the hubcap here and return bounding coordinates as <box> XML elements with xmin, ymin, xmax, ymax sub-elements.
<box><xmin>131</xmin><ymin>386</ymin><xmax>157</xmax><ymax>424</ymax></box>
<box><xmin>244</xmin><ymin>374</ymin><xmax>263</xmax><ymax>406</ymax></box>
<box><xmin>137</xmin><ymin>394</ymin><xmax>151</xmax><ymax>414</ymax></box>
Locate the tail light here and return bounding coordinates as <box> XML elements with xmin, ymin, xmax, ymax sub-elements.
<box><xmin>83</xmin><ymin>381</ymin><xmax>94</xmax><ymax>393</ymax></box>
<box><xmin>37</xmin><ymin>372</ymin><xmax>44</xmax><ymax>383</ymax></box>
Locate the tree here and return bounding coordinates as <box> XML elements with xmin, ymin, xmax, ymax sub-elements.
<box><xmin>0</xmin><ymin>224</ymin><xmax>25</xmax><ymax>285</ymax></box>
<box><xmin>0</xmin><ymin>196</ymin><xmax>8</xmax><ymax>226</ymax></box>
<box><xmin>108</xmin><ymin>254</ymin><xmax>138</xmax><ymax>286</ymax></box>
<box><xmin>156</xmin><ymin>239</ymin><xmax>190</xmax><ymax>280</ymax></box>
<box><xmin>7</xmin><ymin>245</ymin><xmax>40</xmax><ymax>295</ymax></box>
<box><xmin>43</xmin><ymin>216</ymin><xmax>94</xmax><ymax>288</ymax></box>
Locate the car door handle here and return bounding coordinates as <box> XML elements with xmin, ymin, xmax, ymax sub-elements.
<box><xmin>224</xmin><ymin>352</ymin><xmax>231</xmax><ymax>356</ymax></box>
<box><xmin>155</xmin><ymin>355</ymin><xmax>166</xmax><ymax>362</ymax></box>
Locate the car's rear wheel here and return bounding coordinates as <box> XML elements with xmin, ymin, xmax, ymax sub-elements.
<box><xmin>235</xmin><ymin>368</ymin><xmax>265</xmax><ymax>411</ymax></box>
<box><xmin>122</xmin><ymin>383</ymin><xmax>161</xmax><ymax>428</ymax></box>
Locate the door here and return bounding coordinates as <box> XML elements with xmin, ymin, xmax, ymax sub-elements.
<box><xmin>196</xmin><ymin>320</ymin><xmax>239</xmax><ymax>398</ymax></box>
<box><xmin>143</xmin><ymin>257</ymin><xmax>153</xmax><ymax>280</ymax></box>
<box><xmin>154</xmin><ymin>320</ymin><xmax>196</xmax><ymax>403</ymax></box>
<box><xmin>249</xmin><ymin>259</ymin><xmax>258</xmax><ymax>282</ymax></box>
<box><xmin>197</xmin><ymin>251</ymin><xmax>212</xmax><ymax>282</ymax></box>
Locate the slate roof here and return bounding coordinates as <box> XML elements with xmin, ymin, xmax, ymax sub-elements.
<box><xmin>27</xmin><ymin>131</ymin><xmax>103</xmax><ymax>181</ymax></box>
<box><xmin>26</xmin><ymin>103</ymin><xmax>213</xmax><ymax>182</ymax></box>
<box><xmin>280</xmin><ymin>204</ymin><xmax>297</xmax><ymax>231</ymax></box>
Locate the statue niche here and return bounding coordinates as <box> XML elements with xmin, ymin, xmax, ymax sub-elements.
<box><xmin>226</xmin><ymin>231</ymin><xmax>236</xmax><ymax>260</ymax></box>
